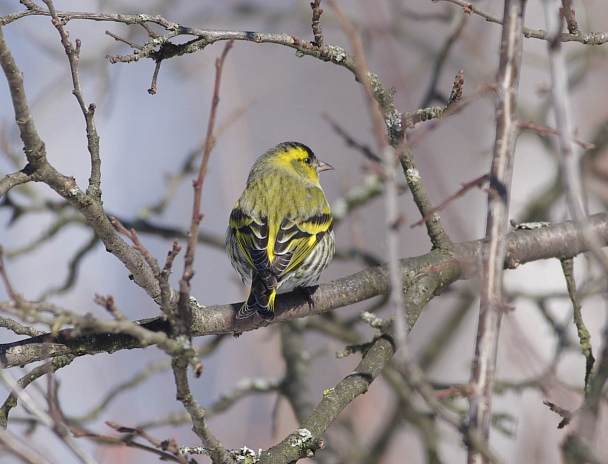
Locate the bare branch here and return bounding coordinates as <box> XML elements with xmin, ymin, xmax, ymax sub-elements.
<box><xmin>437</xmin><ymin>0</ymin><xmax>608</xmax><ymax>45</ymax></box>
<box><xmin>42</xmin><ymin>0</ymin><xmax>102</xmax><ymax>198</ymax></box>
<box><xmin>178</xmin><ymin>39</ymin><xmax>234</xmax><ymax>336</ymax></box>
<box><xmin>310</xmin><ymin>0</ymin><xmax>324</xmax><ymax>47</ymax></box>
<box><xmin>0</xmin><ymin>25</ymin><xmax>45</xmax><ymax>166</ymax></box>
<box><xmin>2</xmin><ymin>212</ymin><xmax>607</xmax><ymax>369</ymax></box>
<box><xmin>412</xmin><ymin>174</ymin><xmax>489</xmax><ymax>228</ymax></box>
<box><xmin>542</xmin><ymin>0</ymin><xmax>608</xmax><ymax>275</ymax></box>
<box><xmin>468</xmin><ymin>2</ymin><xmax>527</xmax><ymax>462</ymax></box>
<box><xmin>560</xmin><ymin>0</ymin><xmax>579</xmax><ymax>34</ymax></box>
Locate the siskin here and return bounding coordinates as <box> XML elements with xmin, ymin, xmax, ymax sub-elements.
<box><xmin>226</xmin><ymin>141</ymin><xmax>335</xmax><ymax>320</ymax></box>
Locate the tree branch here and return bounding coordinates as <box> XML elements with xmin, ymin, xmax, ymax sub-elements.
<box><xmin>2</xmin><ymin>212</ymin><xmax>607</xmax><ymax>370</ymax></box>
<box><xmin>437</xmin><ymin>0</ymin><xmax>608</xmax><ymax>45</ymax></box>
<box><xmin>468</xmin><ymin>1</ymin><xmax>526</xmax><ymax>462</ymax></box>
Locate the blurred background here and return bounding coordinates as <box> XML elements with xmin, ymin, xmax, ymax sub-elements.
<box><xmin>1</xmin><ymin>0</ymin><xmax>608</xmax><ymax>462</ymax></box>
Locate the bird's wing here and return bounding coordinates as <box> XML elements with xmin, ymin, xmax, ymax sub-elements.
<box><xmin>273</xmin><ymin>212</ymin><xmax>333</xmax><ymax>276</ymax></box>
<box><xmin>229</xmin><ymin>206</ymin><xmax>277</xmax><ymax>290</ymax></box>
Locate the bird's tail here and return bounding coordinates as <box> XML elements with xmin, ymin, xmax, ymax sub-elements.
<box><xmin>236</xmin><ymin>275</ymin><xmax>276</xmax><ymax>320</ymax></box>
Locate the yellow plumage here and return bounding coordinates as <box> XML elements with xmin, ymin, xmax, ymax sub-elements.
<box><xmin>226</xmin><ymin>142</ymin><xmax>335</xmax><ymax>320</ymax></box>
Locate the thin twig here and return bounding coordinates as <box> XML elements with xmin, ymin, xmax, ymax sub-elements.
<box><xmin>468</xmin><ymin>1</ymin><xmax>527</xmax><ymax>463</ymax></box>
<box><xmin>178</xmin><ymin>40</ymin><xmax>234</xmax><ymax>337</ymax></box>
<box><xmin>106</xmin><ymin>422</ymin><xmax>189</xmax><ymax>464</ymax></box>
<box><xmin>0</xmin><ymin>246</ymin><xmax>21</xmax><ymax>302</ymax></box>
<box><xmin>105</xmin><ymin>30</ymin><xmax>143</xmax><ymax>50</ymax></box>
<box><xmin>322</xmin><ymin>113</ymin><xmax>381</xmax><ymax>162</ymax></box>
<box><xmin>310</xmin><ymin>0</ymin><xmax>324</xmax><ymax>47</ymax></box>
<box><xmin>74</xmin><ymin>423</ymin><xmax>186</xmax><ymax>463</ymax></box>
<box><xmin>37</xmin><ymin>232</ymin><xmax>99</xmax><ymax>300</ymax></box>
<box><xmin>42</xmin><ymin>0</ymin><xmax>102</xmax><ymax>199</ymax></box>
<box><xmin>419</xmin><ymin>11</ymin><xmax>467</xmax><ymax>109</ymax></box>
<box><xmin>412</xmin><ymin>174</ymin><xmax>489</xmax><ymax>228</ymax></box>
<box><xmin>518</xmin><ymin>120</ymin><xmax>593</xmax><ymax>149</ymax></box>
<box><xmin>559</xmin><ymin>258</ymin><xmax>594</xmax><ymax>392</ymax></box>
<box><xmin>437</xmin><ymin>0</ymin><xmax>608</xmax><ymax>45</ymax></box>
<box><xmin>0</xmin><ymin>315</ymin><xmax>45</xmax><ymax>337</ymax></box>
<box><xmin>135</xmin><ymin>99</ymin><xmax>253</xmax><ymax>220</ymax></box>
<box><xmin>148</xmin><ymin>60</ymin><xmax>162</xmax><ymax>95</ymax></box>
<box><xmin>560</xmin><ymin>0</ymin><xmax>579</xmax><ymax>34</ymax></box>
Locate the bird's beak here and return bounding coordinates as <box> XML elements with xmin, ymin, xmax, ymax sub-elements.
<box><xmin>316</xmin><ymin>160</ymin><xmax>334</xmax><ymax>173</ymax></box>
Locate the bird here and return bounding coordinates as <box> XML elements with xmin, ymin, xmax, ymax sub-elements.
<box><xmin>226</xmin><ymin>141</ymin><xmax>335</xmax><ymax>320</ymax></box>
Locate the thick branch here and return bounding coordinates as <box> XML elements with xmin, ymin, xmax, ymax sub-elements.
<box><xmin>1</xmin><ymin>213</ymin><xmax>607</xmax><ymax>369</ymax></box>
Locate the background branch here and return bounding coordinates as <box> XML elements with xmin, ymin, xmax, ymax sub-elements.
<box><xmin>468</xmin><ymin>2</ymin><xmax>527</xmax><ymax>463</ymax></box>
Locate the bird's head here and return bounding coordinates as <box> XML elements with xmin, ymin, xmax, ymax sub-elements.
<box><xmin>267</xmin><ymin>142</ymin><xmax>333</xmax><ymax>186</ymax></box>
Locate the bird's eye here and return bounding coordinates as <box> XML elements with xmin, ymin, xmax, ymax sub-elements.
<box><xmin>303</xmin><ymin>157</ymin><xmax>312</xmax><ymax>165</ymax></box>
